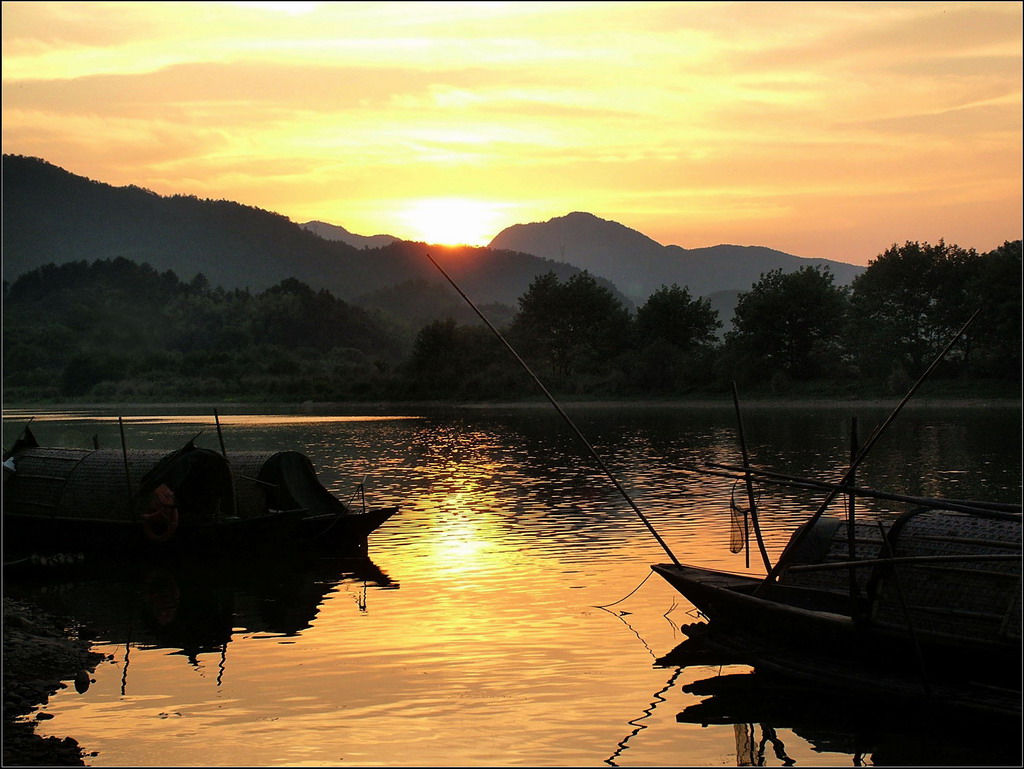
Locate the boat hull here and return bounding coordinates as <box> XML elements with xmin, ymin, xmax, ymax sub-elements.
<box><xmin>3</xmin><ymin>508</ymin><xmax>307</xmax><ymax>557</ymax></box>
<box><xmin>652</xmin><ymin>559</ymin><xmax>1022</xmax><ymax>691</ymax></box>
<box><xmin>651</xmin><ymin>563</ymin><xmax>870</xmax><ymax>657</ymax></box>
<box><xmin>291</xmin><ymin>507</ymin><xmax>400</xmax><ymax>551</ymax></box>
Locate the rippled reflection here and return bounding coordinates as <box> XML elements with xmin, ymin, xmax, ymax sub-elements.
<box><xmin>8</xmin><ymin>552</ymin><xmax>396</xmax><ymax>688</ymax></box>
<box><xmin>5</xmin><ymin>403</ymin><xmax>1020</xmax><ymax>766</ymax></box>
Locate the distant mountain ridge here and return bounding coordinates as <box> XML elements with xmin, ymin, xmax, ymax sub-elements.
<box><xmin>3</xmin><ymin>155</ymin><xmax>863</xmax><ymax>334</ymax></box>
<box><xmin>0</xmin><ymin>155</ymin><xmax>603</xmax><ymax>310</ymax></box>
<box><xmin>2</xmin><ymin>154</ymin><xmax>364</xmax><ymax>297</ymax></box>
<box><xmin>301</xmin><ymin>220</ymin><xmax>398</xmax><ymax>250</ymax></box>
<box><xmin>489</xmin><ymin>211</ymin><xmax>864</xmax><ymax>301</ymax></box>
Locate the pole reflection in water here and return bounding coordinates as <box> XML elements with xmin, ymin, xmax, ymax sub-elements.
<box><xmin>605</xmin><ymin>667</ymin><xmax>683</xmax><ymax>767</ymax></box>
<box><xmin>3</xmin><ymin>404</ymin><xmax>1021</xmax><ymax>766</ymax></box>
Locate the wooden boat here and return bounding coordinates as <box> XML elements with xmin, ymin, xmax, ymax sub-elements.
<box><xmin>651</xmin><ymin>491</ymin><xmax>1022</xmax><ymax>717</ymax></box>
<box><xmin>2</xmin><ymin>426</ymin><xmax>397</xmax><ymax>558</ymax></box>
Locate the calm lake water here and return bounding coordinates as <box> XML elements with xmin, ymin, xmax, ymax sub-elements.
<box><xmin>3</xmin><ymin>400</ymin><xmax>1022</xmax><ymax>767</ymax></box>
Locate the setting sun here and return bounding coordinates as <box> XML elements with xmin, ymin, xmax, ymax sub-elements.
<box><xmin>398</xmin><ymin>197</ymin><xmax>504</xmax><ymax>247</ymax></box>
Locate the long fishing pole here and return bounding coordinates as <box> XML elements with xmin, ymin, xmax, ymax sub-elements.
<box><xmin>755</xmin><ymin>308</ymin><xmax>982</xmax><ymax>592</ymax></box>
<box><xmin>425</xmin><ymin>252</ymin><xmax>681</xmax><ymax>567</ymax></box>
<box><xmin>731</xmin><ymin>381</ymin><xmax>771</xmax><ymax>572</ymax></box>
<box><xmin>694</xmin><ymin>463</ymin><xmax>1021</xmax><ymax>517</ymax></box>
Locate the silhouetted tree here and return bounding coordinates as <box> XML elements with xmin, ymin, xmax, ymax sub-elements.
<box><xmin>725</xmin><ymin>266</ymin><xmax>849</xmax><ymax>384</ymax></box>
<box><xmin>405</xmin><ymin>318</ymin><xmax>517</xmax><ymax>398</ymax></box>
<box><xmin>636</xmin><ymin>284</ymin><xmax>720</xmax><ymax>350</ymax></box>
<box><xmin>847</xmin><ymin>240</ymin><xmax>980</xmax><ymax>382</ymax></box>
<box><xmin>633</xmin><ymin>284</ymin><xmax>721</xmax><ymax>391</ymax></box>
<box><xmin>966</xmin><ymin>240</ymin><xmax>1022</xmax><ymax>379</ymax></box>
<box><xmin>507</xmin><ymin>271</ymin><xmax>630</xmax><ymax>379</ymax></box>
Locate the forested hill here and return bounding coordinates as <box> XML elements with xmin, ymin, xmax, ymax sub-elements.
<box><xmin>489</xmin><ymin>212</ymin><xmax>866</xmax><ymax>302</ymax></box>
<box><xmin>4</xmin><ymin>236</ymin><xmax>1019</xmax><ymax>403</ymax></box>
<box><xmin>2</xmin><ymin>154</ymin><xmax>364</xmax><ymax>296</ymax></box>
<box><xmin>0</xmin><ymin>155</ymin><xmax>599</xmax><ymax>306</ymax></box>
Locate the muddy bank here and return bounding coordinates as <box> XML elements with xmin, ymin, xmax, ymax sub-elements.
<box><xmin>3</xmin><ymin>597</ymin><xmax>107</xmax><ymax>766</ymax></box>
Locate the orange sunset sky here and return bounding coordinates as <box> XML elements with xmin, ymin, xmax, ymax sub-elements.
<box><xmin>2</xmin><ymin>1</ymin><xmax>1021</xmax><ymax>265</ymax></box>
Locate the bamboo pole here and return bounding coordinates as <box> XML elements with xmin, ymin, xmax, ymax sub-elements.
<box><xmin>696</xmin><ymin>463</ymin><xmax>1021</xmax><ymax>517</ymax></box>
<box><xmin>211</xmin><ymin>413</ymin><xmax>237</xmax><ymax>516</ymax></box>
<box><xmin>847</xmin><ymin>417</ymin><xmax>859</xmax><ymax>604</ymax></box>
<box><xmin>118</xmin><ymin>416</ymin><xmax>134</xmax><ymax>519</ymax></box>
<box><xmin>783</xmin><ymin>552</ymin><xmax>1020</xmax><ymax>572</ymax></box>
<box><xmin>731</xmin><ymin>381</ymin><xmax>771</xmax><ymax>572</ymax></box>
<box><xmin>214</xmin><ymin>409</ymin><xmax>227</xmax><ymax>457</ymax></box>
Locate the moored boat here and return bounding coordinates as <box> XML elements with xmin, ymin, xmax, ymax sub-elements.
<box><xmin>2</xmin><ymin>425</ymin><xmax>398</xmax><ymax>559</ymax></box>
<box><xmin>644</xmin><ymin>312</ymin><xmax>1022</xmax><ymax>716</ymax></box>
<box><xmin>652</xmin><ymin>503</ymin><xmax>1022</xmax><ymax>714</ymax></box>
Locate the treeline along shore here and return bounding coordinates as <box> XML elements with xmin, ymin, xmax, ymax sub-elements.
<box><xmin>3</xmin><ymin>240</ymin><xmax>1020</xmax><ymax>404</ymax></box>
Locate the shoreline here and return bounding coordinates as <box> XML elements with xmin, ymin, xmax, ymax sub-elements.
<box><xmin>2</xmin><ymin>598</ymin><xmax>107</xmax><ymax>766</ymax></box>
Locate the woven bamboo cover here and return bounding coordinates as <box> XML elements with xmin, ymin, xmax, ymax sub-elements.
<box><xmin>4</xmin><ymin>448</ymin><xmax>174</xmax><ymax>521</ymax></box>
<box><xmin>872</xmin><ymin>510</ymin><xmax>1022</xmax><ymax>643</ymax></box>
<box><xmin>779</xmin><ymin>520</ymin><xmax>883</xmax><ymax>595</ymax></box>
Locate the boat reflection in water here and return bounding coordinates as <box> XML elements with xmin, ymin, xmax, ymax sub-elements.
<box><xmin>649</xmin><ymin>628</ymin><xmax>1021</xmax><ymax>767</ymax></box>
<box><xmin>7</xmin><ymin>551</ymin><xmax>397</xmax><ymax>690</ymax></box>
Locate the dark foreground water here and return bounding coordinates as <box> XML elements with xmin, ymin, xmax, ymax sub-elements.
<box><xmin>3</xmin><ymin>400</ymin><xmax>1021</xmax><ymax>767</ymax></box>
